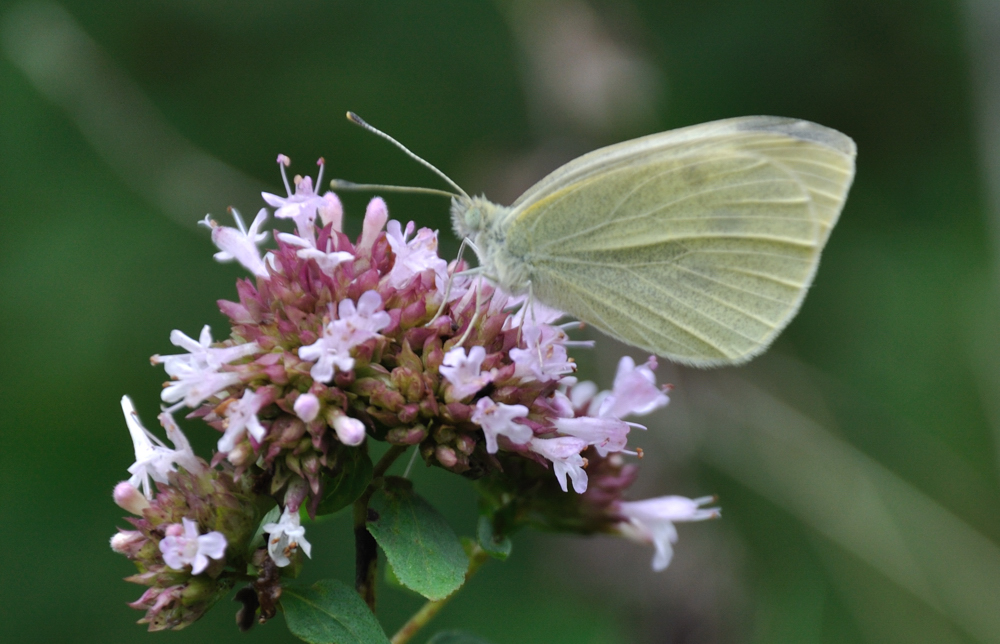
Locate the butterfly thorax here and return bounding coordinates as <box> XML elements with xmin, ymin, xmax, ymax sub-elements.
<box><xmin>450</xmin><ymin>196</ymin><xmax>530</xmax><ymax>294</ymax></box>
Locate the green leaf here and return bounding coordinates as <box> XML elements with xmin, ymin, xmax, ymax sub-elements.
<box><xmin>316</xmin><ymin>448</ymin><xmax>374</xmax><ymax>516</ymax></box>
<box><xmin>476</xmin><ymin>515</ymin><xmax>511</xmax><ymax>560</ymax></box>
<box><xmin>281</xmin><ymin>579</ymin><xmax>389</xmax><ymax>644</ymax></box>
<box><xmin>382</xmin><ymin>558</ymin><xmax>418</xmax><ymax>595</ymax></box>
<box><xmin>366</xmin><ymin>477</ymin><xmax>468</xmax><ymax>600</ymax></box>
<box><xmin>427</xmin><ymin>630</ymin><xmax>493</xmax><ymax>644</ymax></box>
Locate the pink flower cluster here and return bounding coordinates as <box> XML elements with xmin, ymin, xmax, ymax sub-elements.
<box><xmin>110</xmin><ymin>400</ymin><xmax>257</xmax><ymax>631</ymax></box>
<box><xmin>176</xmin><ymin>155</ymin><xmax>683</xmax><ymax>505</ymax></box>
<box><xmin>111</xmin><ymin>154</ymin><xmax>720</xmax><ymax>631</ymax></box>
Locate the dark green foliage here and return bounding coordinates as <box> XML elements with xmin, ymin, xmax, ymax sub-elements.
<box><xmin>316</xmin><ymin>449</ymin><xmax>374</xmax><ymax>517</ymax></box>
<box><xmin>282</xmin><ymin>580</ymin><xmax>390</xmax><ymax>644</ymax></box>
<box><xmin>366</xmin><ymin>477</ymin><xmax>468</xmax><ymax>601</ymax></box>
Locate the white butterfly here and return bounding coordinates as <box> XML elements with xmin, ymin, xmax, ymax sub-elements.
<box><xmin>340</xmin><ymin>113</ymin><xmax>856</xmax><ymax>367</ymax></box>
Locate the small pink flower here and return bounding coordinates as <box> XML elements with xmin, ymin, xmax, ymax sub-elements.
<box><xmin>471</xmin><ymin>398</ymin><xmax>532</xmax><ymax>453</ymax></box>
<box><xmin>153</xmin><ymin>326</ymin><xmax>258</xmax><ymax>410</ymax></box>
<box><xmin>161</xmin><ymin>368</ymin><xmax>242</xmax><ymax>410</ymax></box>
<box><xmin>159</xmin><ymin>517</ymin><xmax>227</xmax><ymax>575</ymax></box>
<box><xmin>279</xmin><ymin>233</ymin><xmax>354</xmax><ymax>275</ymax></box>
<box><xmin>338</xmin><ymin>290</ymin><xmax>392</xmax><ymax>340</ymax></box>
<box><xmin>122</xmin><ymin>397</ymin><xmax>202</xmax><ymax>499</ymax></box>
<box><xmin>510</xmin><ymin>324</ymin><xmax>577</xmax><ymax>382</ymax></box>
<box><xmin>262</xmin><ymin>156</ymin><xmax>328</xmax><ymax>239</ymax></box>
<box><xmin>298</xmin><ymin>328</ymin><xmax>357</xmax><ymax>384</ymax></box>
<box><xmin>504</xmin><ymin>298</ymin><xmax>565</xmax><ymax>329</ymax></box>
<box><xmin>598</xmin><ymin>356</ymin><xmax>670</xmax><ymax>419</ymax></box>
<box><xmin>217</xmin><ymin>388</ymin><xmax>269</xmax><ymax>453</ymax></box>
<box><xmin>529</xmin><ymin>436</ymin><xmax>589</xmax><ymax>493</ymax></box>
<box><xmin>617</xmin><ymin>495</ymin><xmax>719</xmax><ymax>571</ymax></box>
<box><xmin>200</xmin><ymin>208</ymin><xmax>270</xmax><ymax>278</ymax></box>
<box><xmin>439</xmin><ymin>346</ymin><xmax>495</xmax><ymax>401</ymax></box>
<box><xmin>262</xmin><ymin>508</ymin><xmax>312</xmax><ymax>567</ymax></box>
<box><xmin>385</xmin><ymin>220</ymin><xmax>448</xmax><ymax>289</ymax></box>
<box><xmin>298</xmin><ymin>291</ymin><xmax>391</xmax><ymax>383</ymax></box>
<box><xmin>157</xmin><ymin>411</ymin><xmax>204</xmax><ymax>475</ymax></box>
<box><xmin>552</xmin><ymin>415</ymin><xmax>630</xmax><ymax>457</ymax></box>
<box><xmin>153</xmin><ymin>326</ymin><xmax>259</xmax><ymax>377</ymax></box>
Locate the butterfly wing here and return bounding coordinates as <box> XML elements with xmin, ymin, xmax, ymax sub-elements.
<box><xmin>502</xmin><ymin>116</ymin><xmax>856</xmax><ymax>366</ymax></box>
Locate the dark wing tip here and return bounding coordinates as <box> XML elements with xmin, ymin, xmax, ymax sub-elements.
<box><xmin>732</xmin><ymin>116</ymin><xmax>857</xmax><ymax>158</ymax></box>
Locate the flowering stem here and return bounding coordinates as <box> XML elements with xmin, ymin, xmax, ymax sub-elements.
<box><xmin>353</xmin><ymin>508</ymin><xmax>379</xmax><ymax>611</ymax></box>
<box><xmin>390</xmin><ymin>544</ymin><xmax>491</xmax><ymax>644</ymax></box>
<box><xmin>373</xmin><ymin>445</ymin><xmax>409</xmax><ymax>478</ymax></box>
<box><xmin>354</xmin><ymin>444</ymin><xmax>409</xmax><ymax>610</ymax></box>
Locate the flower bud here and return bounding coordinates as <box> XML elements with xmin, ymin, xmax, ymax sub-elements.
<box><xmin>110</xmin><ymin>529</ymin><xmax>146</xmax><ymax>557</ymax></box>
<box><xmin>129</xmin><ymin>582</ymin><xmax>219</xmax><ymax>632</ymax></box>
<box><xmin>422</xmin><ymin>337</ymin><xmax>445</xmax><ymax>371</ymax></box>
<box><xmin>435</xmin><ymin>445</ymin><xmax>458</xmax><ymax>468</ymax></box>
<box><xmin>386</xmin><ymin>424</ymin><xmax>428</xmax><ymax>445</ymax></box>
<box><xmin>293</xmin><ymin>393</ymin><xmax>321</xmax><ymax>422</ymax></box>
<box><xmin>391</xmin><ymin>367</ymin><xmax>424</xmax><ymax>402</ymax></box>
<box><xmin>114</xmin><ymin>481</ymin><xmax>151</xmax><ymax>515</ymax></box>
<box><xmin>398</xmin><ymin>403</ymin><xmax>420</xmax><ymax>424</ymax></box>
<box><xmin>332</xmin><ymin>414</ymin><xmax>366</xmax><ymax>446</ymax></box>
<box><xmin>369</xmin><ymin>384</ymin><xmax>406</xmax><ymax>411</ymax></box>
<box><xmin>284</xmin><ymin>453</ymin><xmax>303</xmax><ymax>476</ymax></box>
<box><xmin>271</xmin><ymin>415</ymin><xmax>306</xmax><ymax>446</ymax></box>
<box><xmin>284</xmin><ymin>476</ymin><xmax>309</xmax><ymax>513</ymax></box>
<box><xmin>302</xmin><ymin>454</ymin><xmax>321</xmax><ymax>492</ymax></box>
<box><xmin>358</xmin><ymin>197</ymin><xmax>388</xmax><ymax>252</ymax></box>
<box><xmin>433</xmin><ymin>425</ymin><xmax>456</xmax><ymax>444</ymax></box>
<box><xmin>400</xmin><ymin>299</ymin><xmax>427</xmax><ymax>327</ymax></box>
<box><xmin>226</xmin><ymin>441</ymin><xmax>256</xmax><ymax>468</ymax></box>
<box><xmin>318</xmin><ymin>192</ymin><xmax>343</xmax><ymax>230</ymax></box>
<box><xmin>455</xmin><ymin>434</ymin><xmax>477</xmax><ymax>455</ymax></box>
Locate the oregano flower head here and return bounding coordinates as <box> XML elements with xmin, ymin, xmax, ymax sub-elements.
<box><xmin>109</xmin><ymin>155</ymin><xmax>718</xmax><ymax>633</ymax></box>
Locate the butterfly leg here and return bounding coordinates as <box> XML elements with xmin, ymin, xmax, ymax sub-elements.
<box><xmin>526</xmin><ymin>282</ymin><xmax>546</xmax><ymax>367</ymax></box>
<box><xmin>426</xmin><ymin>236</ymin><xmax>479</xmax><ymax>326</ymax></box>
<box><xmin>510</xmin><ymin>281</ymin><xmax>535</xmax><ymax>348</ymax></box>
<box><xmin>455</xmin><ymin>275</ymin><xmax>487</xmax><ymax>347</ymax></box>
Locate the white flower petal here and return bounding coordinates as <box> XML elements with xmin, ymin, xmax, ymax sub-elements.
<box><xmin>471</xmin><ymin>398</ymin><xmax>532</xmax><ymax>453</ymax></box>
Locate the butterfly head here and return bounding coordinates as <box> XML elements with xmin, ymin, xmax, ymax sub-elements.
<box><xmin>451</xmin><ymin>196</ymin><xmax>501</xmax><ymax>241</ymax></box>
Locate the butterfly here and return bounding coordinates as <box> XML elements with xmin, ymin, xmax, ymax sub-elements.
<box><xmin>337</xmin><ymin>113</ymin><xmax>856</xmax><ymax>367</ymax></box>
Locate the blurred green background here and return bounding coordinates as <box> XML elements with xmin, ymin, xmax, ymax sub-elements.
<box><xmin>2</xmin><ymin>0</ymin><xmax>1000</xmax><ymax>642</ymax></box>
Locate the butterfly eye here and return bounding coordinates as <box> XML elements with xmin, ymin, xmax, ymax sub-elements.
<box><xmin>464</xmin><ymin>206</ymin><xmax>482</xmax><ymax>232</ymax></box>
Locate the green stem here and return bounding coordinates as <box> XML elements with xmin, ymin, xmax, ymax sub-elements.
<box><xmin>373</xmin><ymin>445</ymin><xmax>408</xmax><ymax>479</ymax></box>
<box><xmin>354</xmin><ymin>444</ymin><xmax>409</xmax><ymax>611</ymax></box>
<box><xmin>390</xmin><ymin>544</ymin><xmax>491</xmax><ymax>644</ymax></box>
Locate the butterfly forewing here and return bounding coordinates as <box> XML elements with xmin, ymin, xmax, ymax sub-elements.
<box><xmin>502</xmin><ymin>117</ymin><xmax>855</xmax><ymax>366</ymax></box>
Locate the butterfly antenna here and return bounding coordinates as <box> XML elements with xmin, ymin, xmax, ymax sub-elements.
<box><xmin>345</xmin><ymin>111</ymin><xmax>471</xmax><ymax>200</ymax></box>
<box><xmin>329</xmin><ymin>180</ymin><xmax>460</xmax><ymax>199</ymax></box>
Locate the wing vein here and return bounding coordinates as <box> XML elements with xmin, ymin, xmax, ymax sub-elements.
<box><xmin>548</xmin><ymin>270</ymin><xmax>728</xmax><ymax>356</ymax></box>
<box><xmin>618</xmin><ymin>266</ymin><xmax>781</xmax><ymax>337</ymax></box>
<box><xmin>536</xmin><ymin>174</ymin><xmax>799</xmax><ymax>250</ymax></box>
